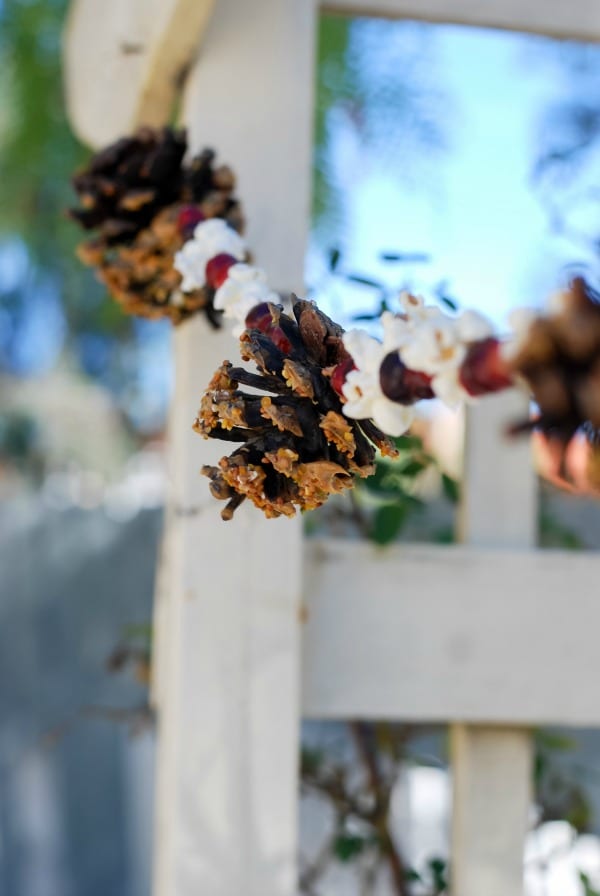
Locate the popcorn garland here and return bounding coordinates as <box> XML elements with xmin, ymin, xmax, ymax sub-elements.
<box><xmin>185</xmin><ymin>217</ymin><xmax>600</xmax><ymax>516</ymax></box>
<box><xmin>68</xmin><ymin>130</ymin><xmax>600</xmax><ymax>515</ymax></box>
<box><xmin>69</xmin><ymin>127</ymin><xmax>245</xmax><ymax>325</ymax></box>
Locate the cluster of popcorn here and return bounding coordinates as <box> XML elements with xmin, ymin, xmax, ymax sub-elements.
<box><xmin>195</xmin><ymin>300</ymin><xmax>398</xmax><ymax>520</ymax></box>
<box><xmin>173</xmin><ymin>219</ymin><xmax>280</xmax><ymax>335</ymax></box>
<box><xmin>340</xmin><ymin>292</ymin><xmax>512</xmax><ymax>437</ymax></box>
<box><xmin>69</xmin><ymin>128</ymin><xmax>244</xmax><ymax>324</ymax></box>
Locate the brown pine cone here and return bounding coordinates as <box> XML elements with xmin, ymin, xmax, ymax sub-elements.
<box><xmin>509</xmin><ymin>277</ymin><xmax>600</xmax><ymax>444</ymax></box>
<box><xmin>196</xmin><ymin>299</ymin><xmax>398</xmax><ymax>520</ymax></box>
<box><xmin>70</xmin><ymin>128</ymin><xmax>245</xmax><ymax>324</ymax></box>
<box><xmin>70</xmin><ymin>127</ymin><xmax>188</xmax><ymax>244</ymax></box>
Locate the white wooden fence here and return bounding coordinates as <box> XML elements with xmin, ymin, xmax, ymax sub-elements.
<box><xmin>64</xmin><ymin>2</ymin><xmax>600</xmax><ymax>894</ymax></box>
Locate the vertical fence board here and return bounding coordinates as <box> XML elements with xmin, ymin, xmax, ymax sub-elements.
<box><xmin>152</xmin><ymin>2</ymin><xmax>316</xmax><ymax>894</ymax></box>
<box><xmin>451</xmin><ymin>391</ymin><xmax>536</xmax><ymax>896</ymax></box>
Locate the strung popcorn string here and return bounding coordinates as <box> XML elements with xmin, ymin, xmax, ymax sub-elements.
<box><xmin>173</xmin><ymin>221</ymin><xmax>280</xmax><ymax>336</ymax></box>
<box><xmin>187</xmin><ymin>214</ymin><xmax>600</xmax><ymax>515</ymax></box>
<box><xmin>69</xmin><ymin>132</ymin><xmax>600</xmax><ymax>513</ymax></box>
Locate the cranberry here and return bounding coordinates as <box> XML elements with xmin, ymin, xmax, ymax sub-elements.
<box><xmin>245</xmin><ymin>302</ymin><xmax>274</xmax><ymax>332</ymax></box>
<box><xmin>330</xmin><ymin>357</ymin><xmax>356</xmax><ymax>397</ymax></box>
<box><xmin>205</xmin><ymin>253</ymin><xmax>237</xmax><ymax>290</ymax></box>
<box><xmin>379</xmin><ymin>352</ymin><xmax>433</xmax><ymax>403</ymax></box>
<box><xmin>177</xmin><ymin>205</ymin><xmax>204</xmax><ymax>237</ymax></box>
<box><xmin>267</xmin><ymin>326</ymin><xmax>292</xmax><ymax>354</ymax></box>
<box><xmin>460</xmin><ymin>337</ymin><xmax>513</xmax><ymax>396</ymax></box>
<box><xmin>244</xmin><ymin>303</ymin><xmax>292</xmax><ymax>353</ymax></box>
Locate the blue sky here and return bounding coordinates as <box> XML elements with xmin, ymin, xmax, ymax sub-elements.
<box><xmin>309</xmin><ymin>21</ymin><xmax>600</xmax><ymax>330</ymax></box>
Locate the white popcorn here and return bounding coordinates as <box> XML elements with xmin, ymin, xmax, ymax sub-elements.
<box><xmin>341</xmin><ymin>329</ymin><xmax>415</xmax><ymax>437</ymax></box>
<box><xmin>173</xmin><ymin>219</ymin><xmax>246</xmax><ymax>292</ymax></box>
<box><xmin>213</xmin><ymin>263</ymin><xmax>280</xmax><ymax>336</ymax></box>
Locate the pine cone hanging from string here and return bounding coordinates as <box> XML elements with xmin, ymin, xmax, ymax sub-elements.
<box><xmin>509</xmin><ymin>278</ymin><xmax>600</xmax><ymax>437</ymax></box>
<box><xmin>69</xmin><ymin>128</ymin><xmax>244</xmax><ymax>324</ymax></box>
<box><xmin>508</xmin><ymin>277</ymin><xmax>600</xmax><ymax>486</ymax></box>
<box><xmin>196</xmin><ymin>299</ymin><xmax>398</xmax><ymax>520</ymax></box>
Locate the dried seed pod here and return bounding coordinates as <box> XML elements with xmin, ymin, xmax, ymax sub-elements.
<box><xmin>70</xmin><ymin>128</ymin><xmax>187</xmax><ymax>243</ymax></box>
<box><xmin>508</xmin><ymin>277</ymin><xmax>600</xmax><ymax>449</ymax></box>
<box><xmin>195</xmin><ymin>300</ymin><xmax>398</xmax><ymax>520</ymax></box>
<box><xmin>69</xmin><ymin>128</ymin><xmax>244</xmax><ymax>324</ymax></box>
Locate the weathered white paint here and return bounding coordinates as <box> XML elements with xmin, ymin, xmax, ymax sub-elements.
<box><xmin>63</xmin><ymin>0</ymin><xmax>216</xmax><ymax>148</ymax></box>
<box><xmin>181</xmin><ymin>1</ymin><xmax>317</xmax><ymax>293</ymax></box>
<box><xmin>459</xmin><ymin>391</ymin><xmax>537</xmax><ymax>548</ymax></box>
<box><xmin>451</xmin><ymin>725</ymin><xmax>532</xmax><ymax>896</ymax></box>
<box><xmin>152</xmin><ymin>2</ymin><xmax>316</xmax><ymax>895</ymax></box>
<box><xmin>152</xmin><ymin>325</ymin><xmax>302</xmax><ymax>896</ymax></box>
<box><xmin>452</xmin><ymin>392</ymin><xmax>535</xmax><ymax>896</ymax></box>
<box><xmin>322</xmin><ymin>0</ymin><xmax>600</xmax><ymax>41</ymax></box>
<box><xmin>301</xmin><ymin>537</ymin><xmax>599</xmax><ymax>724</ymax></box>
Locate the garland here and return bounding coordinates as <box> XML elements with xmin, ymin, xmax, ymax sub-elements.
<box><xmin>70</xmin><ymin>130</ymin><xmax>600</xmax><ymax>519</ymax></box>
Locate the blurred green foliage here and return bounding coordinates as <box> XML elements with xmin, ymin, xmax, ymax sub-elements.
<box><xmin>0</xmin><ymin>0</ymin><xmax>136</xmax><ymax>358</ymax></box>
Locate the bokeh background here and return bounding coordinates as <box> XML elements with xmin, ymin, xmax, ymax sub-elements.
<box><xmin>3</xmin><ymin>3</ymin><xmax>600</xmax><ymax>894</ymax></box>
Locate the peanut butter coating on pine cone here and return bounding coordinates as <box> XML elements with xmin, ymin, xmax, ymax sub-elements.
<box><xmin>196</xmin><ymin>300</ymin><xmax>398</xmax><ymax>520</ymax></box>
<box><xmin>69</xmin><ymin>128</ymin><xmax>244</xmax><ymax>325</ymax></box>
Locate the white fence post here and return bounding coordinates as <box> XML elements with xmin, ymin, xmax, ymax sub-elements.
<box><xmin>451</xmin><ymin>391</ymin><xmax>536</xmax><ymax>896</ymax></box>
<box><xmin>152</xmin><ymin>2</ymin><xmax>317</xmax><ymax>895</ymax></box>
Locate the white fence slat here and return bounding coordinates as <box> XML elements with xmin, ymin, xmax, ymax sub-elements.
<box><xmin>63</xmin><ymin>0</ymin><xmax>216</xmax><ymax>148</ymax></box>
<box><xmin>451</xmin><ymin>392</ymin><xmax>536</xmax><ymax>896</ymax></box>
<box><xmin>152</xmin><ymin>2</ymin><xmax>316</xmax><ymax>895</ymax></box>
<box><xmin>301</xmin><ymin>540</ymin><xmax>600</xmax><ymax>724</ymax></box>
<box><xmin>181</xmin><ymin>0</ymin><xmax>316</xmax><ymax>291</ymax></box>
<box><xmin>451</xmin><ymin>725</ymin><xmax>532</xmax><ymax>895</ymax></box>
<box><xmin>321</xmin><ymin>0</ymin><xmax>600</xmax><ymax>41</ymax></box>
<box><xmin>459</xmin><ymin>389</ymin><xmax>536</xmax><ymax>547</ymax></box>
<box><xmin>153</xmin><ymin>325</ymin><xmax>302</xmax><ymax>895</ymax></box>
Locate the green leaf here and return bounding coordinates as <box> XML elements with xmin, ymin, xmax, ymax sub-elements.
<box><xmin>371</xmin><ymin>503</ymin><xmax>409</xmax><ymax>545</ymax></box>
<box><xmin>346</xmin><ymin>273</ymin><xmax>383</xmax><ymax>289</ymax></box>
<box><xmin>535</xmin><ymin>731</ymin><xmax>577</xmax><ymax>753</ymax></box>
<box><xmin>122</xmin><ymin>623</ymin><xmax>153</xmax><ymax>644</ymax></box>
<box><xmin>300</xmin><ymin>747</ymin><xmax>324</xmax><ymax>776</ymax></box>
<box><xmin>328</xmin><ymin>247</ymin><xmax>341</xmax><ymax>271</ymax></box>
<box><xmin>380</xmin><ymin>251</ymin><xmax>430</xmax><ymax>264</ymax></box>
<box><xmin>397</xmin><ymin>458</ymin><xmax>426</xmax><ymax>478</ymax></box>
<box><xmin>392</xmin><ymin>434</ymin><xmax>424</xmax><ymax>452</ymax></box>
<box><xmin>439</xmin><ymin>295</ymin><xmax>459</xmax><ymax>311</ymax></box>
<box><xmin>579</xmin><ymin>871</ymin><xmax>600</xmax><ymax>896</ymax></box>
<box><xmin>428</xmin><ymin>857</ymin><xmax>448</xmax><ymax>893</ymax></box>
<box><xmin>442</xmin><ymin>473</ymin><xmax>460</xmax><ymax>504</ymax></box>
<box><xmin>567</xmin><ymin>793</ymin><xmax>591</xmax><ymax>834</ymax></box>
<box><xmin>433</xmin><ymin>526</ymin><xmax>455</xmax><ymax>544</ymax></box>
<box><xmin>333</xmin><ymin>834</ymin><xmax>367</xmax><ymax>863</ymax></box>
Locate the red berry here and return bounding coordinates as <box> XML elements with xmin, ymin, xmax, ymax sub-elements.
<box><xmin>460</xmin><ymin>337</ymin><xmax>513</xmax><ymax>396</ymax></box>
<box><xmin>244</xmin><ymin>303</ymin><xmax>292</xmax><ymax>353</ymax></box>
<box><xmin>267</xmin><ymin>326</ymin><xmax>292</xmax><ymax>354</ymax></box>
<box><xmin>177</xmin><ymin>205</ymin><xmax>204</xmax><ymax>237</ymax></box>
<box><xmin>245</xmin><ymin>302</ymin><xmax>274</xmax><ymax>332</ymax></box>
<box><xmin>379</xmin><ymin>352</ymin><xmax>433</xmax><ymax>403</ymax></box>
<box><xmin>330</xmin><ymin>357</ymin><xmax>356</xmax><ymax>397</ymax></box>
<box><xmin>205</xmin><ymin>253</ymin><xmax>237</xmax><ymax>290</ymax></box>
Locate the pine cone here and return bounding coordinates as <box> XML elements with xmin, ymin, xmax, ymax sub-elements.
<box><xmin>509</xmin><ymin>278</ymin><xmax>600</xmax><ymax>442</ymax></box>
<box><xmin>70</xmin><ymin>128</ymin><xmax>244</xmax><ymax>324</ymax></box>
<box><xmin>196</xmin><ymin>299</ymin><xmax>398</xmax><ymax>520</ymax></box>
<box><xmin>70</xmin><ymin>127</ymin><xmax>187</xmax><ymax>243</ymax></box>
